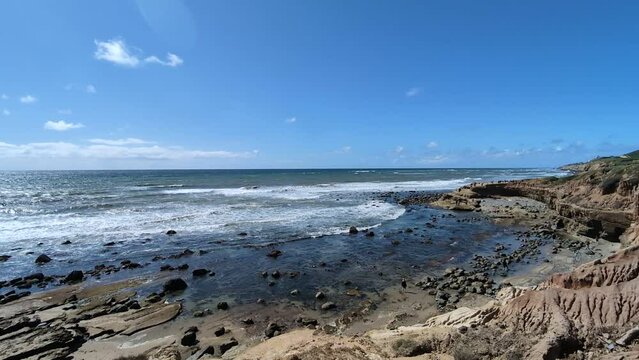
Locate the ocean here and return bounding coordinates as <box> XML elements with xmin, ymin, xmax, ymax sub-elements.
<box><xmin>0</xmin><ymin>168</ymin><xmax>566</xmax><ymax>304</ymax></box>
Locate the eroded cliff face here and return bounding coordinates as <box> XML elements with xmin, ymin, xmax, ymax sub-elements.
<box><xmin>434</xmin><ymin>153</ymin><xmax>639</xmax><ymax>246</ymax></box>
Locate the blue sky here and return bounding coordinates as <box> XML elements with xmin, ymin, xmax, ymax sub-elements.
<box><xmin>1</xmin><ymin>0</ymin><xmax>638</xmax><ymax>169</ymax></box>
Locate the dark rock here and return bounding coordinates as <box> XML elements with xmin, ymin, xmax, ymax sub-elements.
<box><xmin>163</xmin><ymin>278</ymin><xmax>188</xmax><ymax>293</ymax></box>
<box><xmin>271</xmin><ymin>270</ymin><xmax>281</xmax><ymax>279</ymax></box>
<box><xmin>241</xmin><ymin>318</ymin><xmax>254</xmax><ymax>325</ymax></box>
<box><xmin>0</xmin><ymin>255</ymin><xmax>10</xmax><ymax>262</ymax></box>
<box><xmin>63</xmin><ymin>270</ymin><xmax>84</xmax><ymax>284</ymax></box>
<box><xmin>103</xmin><ymin>242</ymin><xmax>116</xmax><ymax>246</ymax></box>
<box><xmin>192</xmin><ymin>268</ymin><xmax>210</xmax><ymax>277</ymax></box>
<box><xmin>321</xmin><ymin>302</ymin><xmax>336</xmax><ymax>310</ymax></box>
<box><xmin>349</xmin><ymin>226</ymin><xmax>359</xmax><ymax>234</ymax></box>
<box><xmin>146</xmin><ymin>293</ymin><xmax>162</xmax><ymax>303</ymax></box>
<box><xmin>128</xmin><ymin>300</ymin><xmax>141</xmax><ymax>310</ymax></box>
<box><xmin>217</xmin><ymin>301</ymin><xmax>229</xmax><ymax>310</ymax></box>
<box><xmin>220</xmin><ymin>338</ymin><xmax>239</xmax><ymax>354</ymax></box>
<box><xmin>180</xmin><ymin>331</ymin><xmax>197</xmax><ymax>346</ymax></box>
<box><xmin>166</xmin><ymin>230</ymin><xmax>177</xmax><ymax>235</ymax></box>
<box><xmin>61</xmin><ymin>240</ymin><xmax>72</xmax><ymax>245</ymax></box>
<box><xmin>237</xmin><ymin>232</ymin><xmax>248</xmax><ymax>236</ymax></box>
<box><xmin>214</xmin><ymin>327</ymin><xmax>226</xmax><ymax>337</ymax></box>
<box><xmin>35</xmin><ymin>254</ymin><xmax>51</xmax><ymax>264</ymax></box>
<box><xmin>265</xmin><ymin>322</ymin><xmax>282</xmax><ymax>338</ymax></box>
<box><xmin>177</xmin><ymin>264</ymin><xmax>189</xmax><ymax>271</ymax></box>
<box><xmin>24</xmin><ymin>273</ymin><xmax>44</xmax><ymax>282</ymax></box>
<box><xmin>315</xmin><ymin>291</ymin><xmax>325</xmax><ymax>300</ymax></box>
<box><xmin>160</xmin><ymin>264</ymin><xmax>174</xmax><ymax>271</ymax></box>
<box><xmin>266</xmin><ymin>249</ymin><xmax>282</xmax><ymax>258</ymax></box>
<box><xmin>297</xmin><ymin>317</ymin><xmax>318</xmax><ymax>327</ymax></box>
<box><xmin>365</xmin><ymin>231</ymin><xmax>375</xmax><ymax>237</ymax></box>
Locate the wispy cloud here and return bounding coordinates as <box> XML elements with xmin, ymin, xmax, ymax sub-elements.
<box><xmin>57</xmin><ymin>109</ymin><xmax>72</xmax><ymax>115</ymax></box>
<box><xmin>44</xmin><ymin>120</ymin><xmax>85</xmax><ymax>131</ymax></box>
<box><xmin>285</xmin><ymin>117</ymin><xmax>297</xmax><ymax>124</ymax></box>
<box><xmin>394</xmin><ymin>145</ymin><xmax>404</xmax><ymax>154</ymax></box>
<box><xmin>335</xmin><ymin>145</ymin><xmax>352</xmax><ymax>154</ymax></box>
<box><xmin>20</xmin><ymin>95</ymin><xmax>37</xmax><ymax>104</ymax></box>
<box><xmin>89</xmin><ymin>138</ymin><xmax>152</xmax><ymax>146</ymax></box>
<box><xmin>0</xmin><ymin>141</ymin><xmax>258</xmax><ymax>161</ymax></box>
<box><xmin>86</xmin><ymin>84</ymin><xmax>97</xmax><ymax>94</ymax></box>
<box><xmin>419</xmin><ymin>154</ymin><xmax>449</xmax><ymax>164</ymax></box>
<box><xmin>427</xmin><ymin>141</ymin><xmax>438</xmax><ymax>148</ymax></box>
<box><xmin>144</xmin><ymin>53</ymin><xmax>183</xmax><ymax>67</ymax></box>
<box><xmin>1</xmin><ymin>94</ymin><xmax>8</xmax><ymax>100</ymax></box>
<box><xmin>94</xmin><ymin>38</ymin><xmax>183</xmax><ymax>68</ymax></box>
<box><xmin>2</xmin><ymin>109</ymin><xmax>9</xmax><ymax>116</ymax></box>
<box><xmin>405</xmin><ymin>87</ymin><xmax>421</xmax><ymax>97</ymax></box>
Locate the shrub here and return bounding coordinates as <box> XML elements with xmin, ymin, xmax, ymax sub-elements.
<box><xmin>601</xmin><ymin>174</ymin><xmax>622</xmax><ymax>195</ymax></box>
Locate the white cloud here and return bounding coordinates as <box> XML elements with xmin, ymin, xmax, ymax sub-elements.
<box><xmin>335</xmin><ymin>145</ymin><xmax>352</xmax><ymax>154</ymax></box>
<box><xmin>89</xmin><ymin>138</ymin><xmax>152</xmax><ymax>146</ymax></box>
<box><xmin>0</xmin><ymin>141</ymin><xmax>258</xmax><ymax>161</ymax></box>
<box><xmin>405</xmin><ymin>87</ymin><xmax>421</xmax><ymax>97</ymax></box>
<box><xmin>86</xmin><ymin>84</ymin><xmax>97</xmax><ymax>94</ymax></box>
<box><xmin>394</xmin><ymin>145</ymin><xmax>404</xmax><ymax>154</ymax></box>
<box><xmin>94</xmin><ymin>38</ymin><xmax>183</xmax><ymax>68</ymax></box>
<box><xmin>58</xmin><ymin>109</ymin><xmax>72</xmax><ymax>115</ymax></box>
<box><xmin>427</xmin><ymin>141</ymin><xmax>438</xmax><ymax>148</ymax></box>
<box><xmin>94</xmin><ymin>39</ymin><xmax>141</xmax><ymax>67</ymax></box>
<box><xmin>1</xmin><ymin>94</ymin><xmax>8</xmax><ymax>100</ymax></box>
<box><xmin>2</xmin><ymin>109</ymin><xmax>9</xmax><ymax>116</ymax></box>
<box><xmin>144</xmin><ymin>53</ymin><xmax>184</xmax><ymax>67</ymax></box>
<box><xmin>285</xmin><ymin>117</ymin><xmax>297</xmax><ymax>124</ymax></box>
<box><xmin>44</xmin><ymin>120</ymin><xmax>85</xmax><ymax>131</ymax></box>
<box><xmin>20</xmin><ymin>95</ymin><xmax>37</xmax><ymax>104</ymax></box>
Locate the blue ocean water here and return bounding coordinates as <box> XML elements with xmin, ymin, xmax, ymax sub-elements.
<box><xmin>0</xmin><ymin>168</ymin><xmax>566</xmax><ymax>290</ymax></box>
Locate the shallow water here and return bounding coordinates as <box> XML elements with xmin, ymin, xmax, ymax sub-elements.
<box><xmin>0</xmin><ymin>168</ymin><xmax>567</xmax><ymax>316</ymax></box>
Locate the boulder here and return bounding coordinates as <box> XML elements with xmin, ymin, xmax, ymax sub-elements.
<box><xmin>264</xmin><ymin>322</ymin><xmax>282</xmax><ymax>338</ymax></box>
<box><xmin>214</xmin><ymin>327</ymin><xmax>225</xmax><ymax>337</ymax></box>
<box><xmin>217</xmin><ymin>302</ymin><xmax>229</xmax><ymax>310</ymax></box>
<box><xmin>349</xmin><ymin>226</ymin><xmax>359</xmax><ymax>234</ymax></box>
<box><xmin>35</xmin><ymin>254</ymin><xmax>51</xmax><ymax>264</ymax></box>
<box><xmin>220</xmin><ymin>338</ymin><xmax>239</xmax><ymax>354</ymax></box>
<box><xmin>180</xmin><ymin>330</ymin><xmax>197</xmax><ymax>346</ymax></box>
<box><xmin>266</xmin><ymin>249</ymin><xmax>282</xmax><ymax>258</ymax></box>
<box><xmin>163</xmin><ymin>278</ymin><xmax>188</xmax><ymax>293</ymax></box>
<box><xmin>63</xmin><ymin>270</ymin><xmax>84</xmax><ymax>284</ymax></box>
<box><xmin>192</xmin><ymin>269</ymin><xmax>210</xmax><ymax>277</ymax></box>
<box><xmin>166</xmin><ymin>230</ymin><xmax>177</xmax><ymax>235</ymax></box>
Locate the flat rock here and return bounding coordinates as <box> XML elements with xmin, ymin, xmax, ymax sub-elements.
<box><xmin>79</xmin><ymin>302</ymin><xmax>182</xmax><ymax>337</ymax></box>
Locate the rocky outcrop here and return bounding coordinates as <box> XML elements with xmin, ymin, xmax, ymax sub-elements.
<box><xmin>433</xmin><ymin>153</ymin><xmax>639</xmax><ymax>244</ymax></box>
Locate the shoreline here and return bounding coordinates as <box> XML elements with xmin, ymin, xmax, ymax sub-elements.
<box><xmin>0</xmin><ymin>185</ymin><xmax>620</xmax><ymax>359</ymax></box>
<box><xmin>4</xmin><ymin>150</ymin><xmax>639</xmax><ymax>359</ymax></box>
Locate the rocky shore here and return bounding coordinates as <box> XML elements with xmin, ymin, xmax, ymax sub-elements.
<box><xmin>1</xmin><ymin>152</ymin><xmax>638</xmax><ymax>359</ymax></box>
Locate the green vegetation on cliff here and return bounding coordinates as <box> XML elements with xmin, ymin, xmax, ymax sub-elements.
<box><xmin>551</xmin><ymin>151</ymin><xmax>639</xmax><ymax>196</ymax></box>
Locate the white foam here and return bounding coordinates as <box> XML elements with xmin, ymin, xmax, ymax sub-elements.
<box><xmin>163</xmin><ymin>178</ymin><xmax>478</xmax><ymax>201</ymax></box>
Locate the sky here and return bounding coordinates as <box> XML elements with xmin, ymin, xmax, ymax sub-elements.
<box><xmin>1</xmin><ymin>0</ymin><xmax>638</xmax><ymax>170</ymax></box>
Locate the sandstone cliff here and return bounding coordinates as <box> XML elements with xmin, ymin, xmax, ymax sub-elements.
<box><xmin>434</xmin><ymin>151</ymin><xmax>639</xmax><ymax>246</ymax></box>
